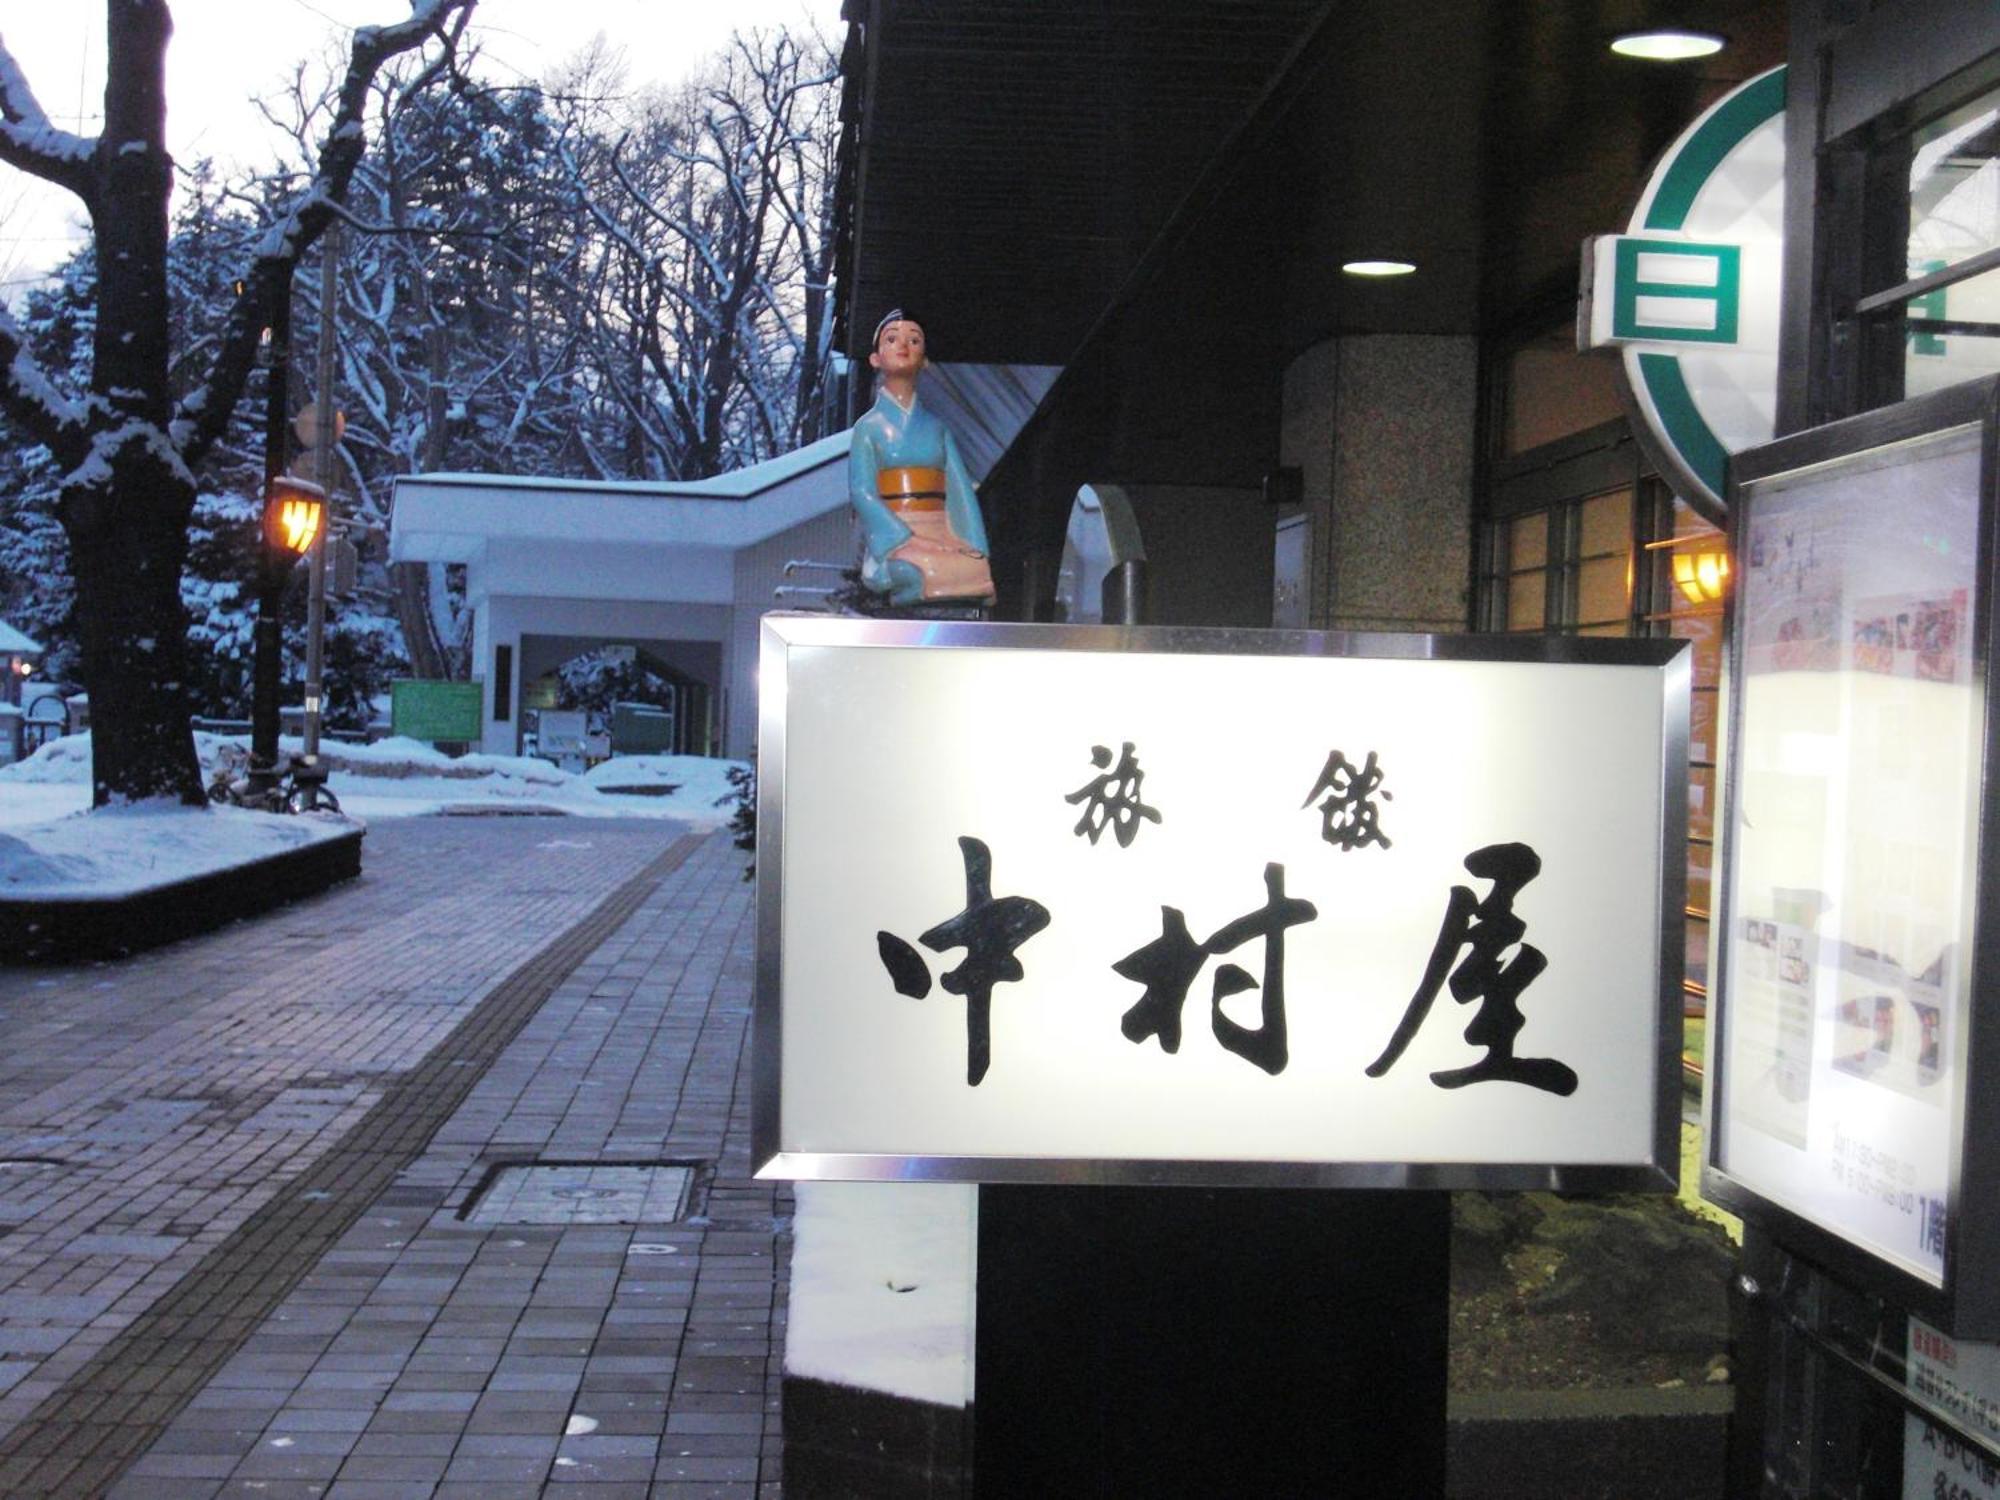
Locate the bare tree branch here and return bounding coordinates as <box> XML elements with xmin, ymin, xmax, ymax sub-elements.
<box><xmin>174</xmin><ymin>0</ymin><xmax>476</xmax><ymax>468</ymax></box>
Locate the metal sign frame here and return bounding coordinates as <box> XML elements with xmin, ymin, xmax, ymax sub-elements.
<box><xmin>1705</xmin><ymin>374</ymin><xmax>2000</xmax><ymax>1337</ymax></box>
<box><xmin>754</xmin><ymin>617</ymin><xmax>1689</xmax><ymax>1190</ymax></box>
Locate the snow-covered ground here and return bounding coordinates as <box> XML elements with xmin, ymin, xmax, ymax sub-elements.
<box><xmin>785</xmin><ymin>1182</ymin><xmax>976</xmax><ymax>1407</ymax></box>
<box><xmin>0</xmin><ymin>732</ymin><xmax>746</xmax><ymax>899</ymax></box>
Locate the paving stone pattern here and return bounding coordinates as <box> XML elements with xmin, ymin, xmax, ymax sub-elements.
<box><xmin>0</xmin><ymin>818</ymin><xmax>771</xmax><ymax>1496</ymax></box>
<box><xmin>96</xmin><ymin>826</ymin><xmax>783</xmax><ymax>1499</ymax></box>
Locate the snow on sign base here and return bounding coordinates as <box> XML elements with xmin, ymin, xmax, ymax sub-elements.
<box><xmin>752</xmin><ymin>617</ymin><xmax>1690</xmax><ymax>1190</ymax></box>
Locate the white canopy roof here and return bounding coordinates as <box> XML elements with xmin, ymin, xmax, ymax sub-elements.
<box><xmin>391</xmin><ymin>431</ymin><xmax>851</xmax><ymax>565</ymax></box>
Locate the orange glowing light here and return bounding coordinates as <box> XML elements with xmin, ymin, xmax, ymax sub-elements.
<box><xmin>1672</xmin><ymin>547</ymin><xmax>1729</xmax><ymax>605</ymax></box>
<box><xmin>277</xmin><ymin>498</ymin><xmax>321</xmax><ymax>552</ymax></box>
<box><xmin>265</xmin><ymin>477</ymin><xmax>327</xmax><ymax>557</ymax></box>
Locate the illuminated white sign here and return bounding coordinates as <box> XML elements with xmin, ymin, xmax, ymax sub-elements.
<box><xmin>1580</xmin><ymin>66</ymin><xmax>1786</xmax><ymax>514</ymax></box>
<box><xmin>753</xmin><ymin>618</ymin><xmax>1687</xmax><ymax>1187</ymax></box>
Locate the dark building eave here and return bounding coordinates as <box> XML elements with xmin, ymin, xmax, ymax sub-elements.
<box><xmin>841</xmin><ymin>0</ymin><xmax>1788</xmax><ymax>612</ymax></box>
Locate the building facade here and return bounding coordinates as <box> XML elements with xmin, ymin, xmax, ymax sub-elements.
<box><xmin>831</xmin><ymin>0</ymin><xmax>2000</xmax><ymax>1493</ymax></box>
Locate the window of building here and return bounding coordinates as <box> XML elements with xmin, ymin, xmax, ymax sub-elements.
<box><xmin>1847</xmin><ymin>77</ymin><xmax>2000</xmax><ymax>410</ymax></box>
<box><xmin>1480</xmin><ymin>431</ymin><xmax>1723</xmax><ymax>1068</ymax></box>
<box><xmin>1642</xmin><ymin>493</ymin><xmax>1726</xmax><ymax>1051</ymax></box>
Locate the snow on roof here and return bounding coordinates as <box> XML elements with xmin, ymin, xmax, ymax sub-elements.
<box><xmin>400</xmin><ymin>428</ymin><xmax>850</xmax><ymax>502</ymax></box>
<box><xmin>389</xmin><ymin>430</ymin><xmax>854</xmax><ymax>566</ymax></box>
<box><xmin>0</xmin><ymin>621</ymin><xmax>43</xmax><ymax>654</ymax></box>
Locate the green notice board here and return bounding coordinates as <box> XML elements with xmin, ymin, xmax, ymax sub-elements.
<box><xmin>391</xmin><ymin>679</ymin><xmax>482</xmax><ymax>743</ymax></box>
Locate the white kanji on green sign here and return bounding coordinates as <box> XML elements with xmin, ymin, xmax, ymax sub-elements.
<box><xmin>1610</xmin><ymin>238</ymin><xmax>1741</xmax><ymax>344</ymax></box>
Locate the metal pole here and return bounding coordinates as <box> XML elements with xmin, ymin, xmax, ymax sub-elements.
<box><xmin>302</xmin><ymin>224</ymin><xmax>338</xmax><ymax>767</ymax></box>
<box><xmin>248</xmin><ymin>279</ymin><xmax>293</xmax><ymax>795</ymax></box>
<box><xmin>1101</xmin><ymin>559</ymin><xmax>1149</xmax><ymax>626</ymax></box>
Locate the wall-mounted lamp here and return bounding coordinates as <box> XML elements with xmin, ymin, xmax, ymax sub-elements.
<box><xmin>1342</xmin><ymin>259</ymin><xmax>1417</xmax><ymax>277</ymax></box>
<box><xmin>1610</xmin><ymin>29</ymin><xmax>1725</xmax><ymax>61</ymax></box>
<box><xmin>1672</xmin><ymin>546</ymin><xmax>1730</xmax><ymax>605</ymax></box>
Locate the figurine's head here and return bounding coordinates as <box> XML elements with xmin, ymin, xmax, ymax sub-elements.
<box><xmin>869</xmin><ymin>309</ymin><xmax>927</xmax><ymax>379</ymax></box>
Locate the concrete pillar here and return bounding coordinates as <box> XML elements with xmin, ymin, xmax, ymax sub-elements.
<box><xmin>1291</xmin><ymin>334</ymin><xmax>1478</xmax><ymax>634</ymax></box>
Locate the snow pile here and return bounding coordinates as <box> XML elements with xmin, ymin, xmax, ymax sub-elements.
<box><xmin>0</xmin><ymin>732</ymin><xmax>96</xmax><ymax>784</ymax></box>
<box><xmin>0</xmin><ymin>800</ymin><xmax>354</xmax><ymax>900</ymax></box>
<box><xmin>0</xmin><ymin>733</ymin><xmax>746</xmax><ymax>829</ymax></box>
<box><xmin>581</xmin><ymin>754</ymin><xmax>740</xmax><ymax>806</ymax></box>
<box><xmin>784</xmin><ymin>1182</ymin><xmax>976</xmax><ymax>1407</ymax></box>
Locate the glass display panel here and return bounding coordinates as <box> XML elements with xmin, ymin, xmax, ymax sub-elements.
<box><xmin>1717</xmin><ymin>423</ymin><xmax>1982</xmax><ymax>1287</ymax></box>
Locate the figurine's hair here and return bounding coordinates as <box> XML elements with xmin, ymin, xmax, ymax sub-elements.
<box><xmin>872</xmin><ymin>308</ymin><xmax>926</xmax><ymax>350</ymax></box>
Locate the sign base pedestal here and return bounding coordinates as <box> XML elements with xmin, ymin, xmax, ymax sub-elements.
<box><xmin>973</xmin><ymin>1184</ymin><xmax>1449</xmax><ymax>1497</ymax></box>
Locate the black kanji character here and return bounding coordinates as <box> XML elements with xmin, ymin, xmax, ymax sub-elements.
<box><xmin>1112</xmin><ymin>907</ymin><xmax>1207</xmax><ymax>1055</ymax></box>
<box><xmin>877</xmin><ymin>837</ymin><xmax>1050</xmax><ymax>1086</ymax></box>
<box><xmin>1301</xmin><ymin>748</ymin><xmax>1392</xmax><ymax>850</ymax></box>
<box><xmin>1111</xmin><ymin>863</ymin><xmax>1316</xmax><ymax>1075</ymax></box>
<box><xmin>1365</xmin><ymin>842</ymin><xmax>1576</xmax><ymax>1095</ymax></box>
<box><xmin>1064</xmin><ymin>741</ymin><xmax>1163</xmax><ymax>848</ymax></box>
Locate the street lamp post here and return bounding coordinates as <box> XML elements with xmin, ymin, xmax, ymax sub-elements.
<box><xmin>247</xmin><ymin>282</ymin><xmax>294</xmax><ymax>796</ymax></box>
<box><xmin>301</xmin><ymin>223</ymin><xmax>342</xmax><ymax>775</ymax></box>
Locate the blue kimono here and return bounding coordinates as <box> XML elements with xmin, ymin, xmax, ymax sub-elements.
<box><xmin>848</xmin><ymin>389</ymin><xmax>993</xmax><ymax>605</ymax></box>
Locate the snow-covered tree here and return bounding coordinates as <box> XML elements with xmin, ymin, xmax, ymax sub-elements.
<box><xmin>0</xmin><ymin>0</ymin><xmax>474</xmax><ymax>806</ymax></box>
<box><xmin>289</xmin><ymin>62</ymin><xmax>588</xmax><ymax>677</ymax></box>
<box><xmin>552</xmin><ymin>27</ymin><xmax>841</xmax><ymax>480</ymax></box>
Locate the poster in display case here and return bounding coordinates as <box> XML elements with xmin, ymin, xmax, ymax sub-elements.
<box><xmin>1706</xmin><ymin>375</ymin><xmax>2000</xmax><ymax>1336</ymax></box>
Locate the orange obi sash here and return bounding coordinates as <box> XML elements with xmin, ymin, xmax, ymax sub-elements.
<box><xmin>878</xmin><ymin>466</ymin><xmax>947</xmax><ymax>513</ymax></box>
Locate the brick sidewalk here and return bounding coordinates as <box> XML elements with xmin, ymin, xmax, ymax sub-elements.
<box><xmin>0</xmin><ymin>819</ymin><xmax>780</xmax><ymax>1497</ymax></box>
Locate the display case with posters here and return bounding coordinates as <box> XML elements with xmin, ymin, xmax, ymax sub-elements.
<box><xmin>1706</xmin><ymin>374</ymin><xmax>2000</xmax><ymax>1337</ymax></box>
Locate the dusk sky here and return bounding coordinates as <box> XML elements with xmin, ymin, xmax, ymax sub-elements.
<box><xmin>0</xmin><ymin>0</ymin><xmax>842</xmax><ymax>292</ymax></box>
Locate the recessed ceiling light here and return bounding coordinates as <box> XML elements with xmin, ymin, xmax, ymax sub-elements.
<box><xmin>1610</xmin><ymin>29</ymin><xmax>1725</xmax><ymax>61</ymax></box>
<box><xmin>1342</xmin><ymin>260</ymin><xmax>1416</xmax><ymax>277</ymax></box>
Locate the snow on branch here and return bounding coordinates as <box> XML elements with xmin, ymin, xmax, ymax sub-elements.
<box><xmin>173</xmin><ymin>0</ymin><xmax>475</xmax><ymax>468</ymax></box>
<box><xmin>0</xmin><ymin>300</ymin><xmax>87</xmax><ymax>464</ymax></box>
<box><xmin>0</xmin><ymin>38</ymin><xmax>96</xmax><ymax>201</ymax></box>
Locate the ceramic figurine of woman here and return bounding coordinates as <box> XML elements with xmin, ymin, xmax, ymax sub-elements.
<box><xmin>847</xmin><ymin>309</ymin><xmax>995</xmax><ymax>607</ymax></box>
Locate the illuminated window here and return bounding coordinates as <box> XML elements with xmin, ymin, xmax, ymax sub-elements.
<box><xmin>1481</xmin><ymin>465</ymin><xmax>1721</xmax><ymax>1059</ymax></box>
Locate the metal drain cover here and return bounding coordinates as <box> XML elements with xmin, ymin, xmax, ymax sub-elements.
<box><xmin>466</xmin><ymin>1165</ymin><xmax>694</xmax><ymax>1226</ymax></box>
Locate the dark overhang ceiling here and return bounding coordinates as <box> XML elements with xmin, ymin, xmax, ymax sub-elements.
<box><xmin>839</xmin><ymin>0</ymin><xmax>1788</xmax><ymax>607</ymax></box>
<box><xmin>838</xmin><ymin>0</ymin><xmax>1333</xmax><ymax>367</ymax></box>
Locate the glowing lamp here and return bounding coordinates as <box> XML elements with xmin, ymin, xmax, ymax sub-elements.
<box><xmin>265</xmin><ymin>476</ymin><xmax>326</xmax><ymax>557</ymax></box>
<box><xmin>1610</xmin><ymin>30</ymin><xmax>1725</xmax><ymax>61</ymax></box>
<box><xmin>1672</xmin><ymin>546</ymin><xmax>1729</xmax><ymax>605</ymax></box>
